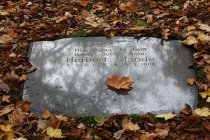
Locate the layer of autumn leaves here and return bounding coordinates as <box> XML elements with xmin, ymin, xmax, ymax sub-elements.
<box><xmin>0</xmin><ymin>0</ymin><xmax>210</xmax><ymax>139</ymax></box>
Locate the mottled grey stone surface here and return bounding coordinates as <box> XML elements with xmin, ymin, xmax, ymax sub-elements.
<box><xmin>23</xmin><ymin>37</ymin><xmax>197</xmax><ymax>116</ymax></box>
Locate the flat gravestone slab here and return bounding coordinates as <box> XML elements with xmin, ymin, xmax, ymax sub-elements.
<box><xmin>23</xmin><ymin>37</ymin><xmax>197</xmax><ymax>116</ymax></box>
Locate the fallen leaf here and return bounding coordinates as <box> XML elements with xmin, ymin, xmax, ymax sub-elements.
<box><xmin>9</xmin><ymin>53</ymin><xmax>16</xmax><ymax>58</ymax></box>
<box><xmin>194</xmin><ymin>107</ymin><xmax>210</xmax><ymax>117</ymax></box>
<box><xmin>46</xmin><ymin>127</ymin><xmax>65</xmax><ymax>138</ymax></box>
<box><xmin>80</xmin><ymin>0</ymin><xmax>89</xmax><ymax>7</ymax></box>
<box><xmin>111</xmin><ymin>19</ymin><xmax>122</xmax><ymax>27</ymax></box>
<box><xmin>187</xmin><ymin>78</ymin><xmax>195</xmax><ymax>85</ymax></box>
<box><xmin>2</xmin><ymin>95</ymin><xmax>10</xmax><ymax>103</ymax></box>
<box><xmin>64</xmin><ymin>12</ymin><xmax>73</xmax><ymax>18</ymax></box>
<box><xmin>181</xmin><ymin>36</ymin><xmax>197</xmax><ymax>45</ymax></box>
<box><xmin>198</xmin><ymin>32</ymin><xmax>210</xmax><ymax>42</ymax></box>
<box><xmin>106</xmin><ymin>75</ymin><xmax>134</xmax><ymax>90</ymax></box>
<box><xmin>0</xmin><ymin>124</ymin><xmax>13</xmax><ymax>132</ymax></box>
<box><xmin>19</xmin><ymin>74</ymin><xmax>28</xmax><ymax>81</ymax></box>
<box><xmin>41</xmin><ymin>110</ymin><xmax>50</xmax><ymax>119</ymax></box>
<box><xmin>0</xmin><ymin>34</ymin><xmax>12</xmax><ymax>44</ymax></box>
<box><xmin>149</xmin><ymin>1</ymin><xmax>157</xmax><ymax>8</ymax></box>
<box><xmin>0</xmin><ymin>11</ymin><xmax>9</xmax><ymax>16</ymax></box>
<box><xmin>181</xmin><ymin>104</ymin><xmax>192</xmax><ymax>115</ymax></box>
<box><xmin>77</xmin><ymin>123</ymin><xmax>86</xmax><ymax>129</ymax></box>
<box><xmin>122</xmin><ymin>117</ymin><xmax>140</xmax><ymax>131</ymax></box>
<box><xmin>199</xmin><ymin>88</ymin><xmax>210</xmax><ymax>98</ymax></box>
<box><xmin>0</xmin><ymin>80</ymin><xmax>10</xmax><ymax>93</ymax></box>
<box><xmin>7</xmin><ymin>131</ymin><xmax>15</xmax><ymax>140</ymax></box>
<box><xmin>12</xmin><ymin>137</ymin><xmax>27</xmax><ymax>140</ymax></box>
<box><xmin>172</xmin><ymin>5</ymin><xmax>180</xmax><ymax>11</ymax></box>
<box><xmin>8</xmin><ymin>108</ymin><xmax>26</xmax><ymax>125</ymax></box>
<box><xmin>113</xmin><ymin>129</ymin><xmax>125</xmax><ymax>139</ymax></box>
<box><xmin>206</xmin><ymin>97</ymin><xmax>210</xmax><ymax>102</ymax></box>
<box><xmin>186</xmin><ymin>25</ymin><xmax>196</xmax><ymax>31</ymax></box>
<box><xmin>7</xmin><ymin>28</ymin><xmax>17</xmax><ymax>38</ymax></box>
<box><xmin>37</xmin><ymin>23</ymin><xmax>46</xmax><ymax>28</ymax></box>
<box><xmin>147</xmin><ymin>15</ymin><xmax>153</xmax><ymax>24</ymax></box>
<box><xmin>154</xmin><ymin>128</ymin><xmax>169</xmax><ymax>139</ymax></box>
<box><xmin>55</xmin><ymin>115</ymin><xmax>68</xmax><ymax>122</ymax></box>
<box><xmin>37</xmin><ymin>119</ymin><xmax>48</xmax><ymax>130</ymax></box>
<box><xmin>161</xmin><ymin>29</ymin><xmax>170</xmax><ymax>40</ymax></box>
<box><xmin>0</xmin><ymin>105</ymin><xmax>14</xmax><ymax>116</ymax></box>
<box><xmin>156</xmin><ymin>113</ymin><xmax>176</xmax><ymax>120</ymax></box>
<box><xmin>119</xmin><ymin>2</ymin><xmax>137</xmax><ymax>13</ymax></box>
<box><xmin>15</xmin><ymin>101</ymin><xmax>31</xmax><ymax>112</ymax></box>
<box><xmin>198</xmin><ymin>23</ymin><xmax>210</xmax><ymax>32</ymax></box>
<box><xmin>163</xmin><ymin>1</ymin><xmax>173</xmax><ymax>6</ymax></box>
<box><xmin>139</xmin><ymin>133</ymin><xmax>154</xmax><ymax>140</ymax></box>
<box><xmin>129</xmin><ymin>26</ymin><xmax>145</xmax><ymax>31</ymax></box>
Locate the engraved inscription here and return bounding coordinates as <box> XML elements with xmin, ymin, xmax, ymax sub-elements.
<box><xmin>66</xmin><ymin>46</ymin><xmax>157</xmax><ymax>67</ymax></box>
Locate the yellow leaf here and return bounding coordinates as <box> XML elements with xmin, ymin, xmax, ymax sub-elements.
<box><xmin>129</xmin><ymin>26</ymin><xmax>145</xmax><ymax>31</ymax></box>
<box><xmin>122</xmin><ymin>118</ymin><xmax>140</xmax><ymax>131</ymax></box>
<box><xmin>2</xmin><ymin>95</ymin><xmax>10</xmax><ymax>103</ymax></box>
<box><xmin>46</xmin><ymin>127</ymin><xmax>65</xmax><ymax>138</ymax></box>
<box><xmin>194</xmin><ymin>107</ymin><xmax>210</xmax><ymax>117</ymax></box>
<box><xmin>37</xmin><ymin>23</ymin><xmax>46</xmax><ymax>28</ymax></box>
<box><xmin>64</xmin><ymin>12</ymin><xmax>73</xmax><ymax>18</ymax></box>
<box><xmin>187</xmin><ymin>78</ymin><xmax>195</xmax><ymax>85</ymax></box>
<box><xmin>156</xmin><ymin>113</ymin><xmax>176</xmax><ymax>121</ymax></box>
<box><xmin>181</xmin><ymin>36</ymin><xmax>197</xmax><ymax>45</ymax></box>
<box><xmin>186</xmin><ymin>25</ymin><xmax>195</xmax><ymax>31</ymax></box>
<box><xmin>0</xmin><ymin>124</ymin><xmax>13</xmax><ymax>132</ymax></box>
<box><xmin>206</xmin><ymin>97</ymin><xmax>210</xmax><ymax>103</ymax></box>
<box><xmin>199</xmin><ymin>88</ymin><xmax>210</xmax><ymax>98</ymax></box>
<box><xmin>198</xmin><ymin>32</ymin><xmax>210</xmax><ymax>42</ymax></box>
<box><xmin>41</xmin><ymin>110</ymin><xmax>50</xmax><ymax>119</ymax></box>
<box><xmin>0</xmin><ymin>34</ymin><xmax>12</xmax><ymax>44</ymax></box>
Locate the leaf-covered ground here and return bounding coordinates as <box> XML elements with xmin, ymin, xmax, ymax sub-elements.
<box><xmin>0</xmin><ymin>0</ymin><xmax>210</xmax><ymax>139</ymax></box>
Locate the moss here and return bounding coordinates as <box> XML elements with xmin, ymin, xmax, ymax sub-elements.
<box><xmin>147</xmin><ymin>113</ymin><xmax>166</xmax><ymax>124</ymax></box>
<box><xmin>86</xmin><ymin>3</ymin><xmax>94</xmax><ymax>11</ymax></box>
<box><xmin>61</xmin><ymin>126</ymin><xmax>71</xmax><ymax>133</ymax></box>
<box><xmin>68</xmin><ymin>30</ymin><xmax>88</xmax><ymax>38</ymax></box>
<box><xmin>195</xmin><ymin>67</ymin><xmax>207</xmax><ymax>83</ymax></box>
<box><xmin>79</xmin><ymin>116</ymin><xmax>97</xmax><ymax>127</ymax></box>
<box><xmin>145</xmin><ymin>9</ymin><xmax>154</xmax><ymax>14</ymax></box>
<box><xmin>128</xmin><ymin>114</ymin><xmax>139</xmax><ymax>122</ymax></box>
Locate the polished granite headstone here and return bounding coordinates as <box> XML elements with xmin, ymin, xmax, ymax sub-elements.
<box><xmin>23</xmin><ymin>37</ymin><xmax>197</xmax><ymax>116</ymax></box>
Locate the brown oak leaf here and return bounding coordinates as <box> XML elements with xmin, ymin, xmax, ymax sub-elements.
<box><xmin>106</xmin><ymin>75</ymin><xmax>134</xmax><ymax>90</ymax></box>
